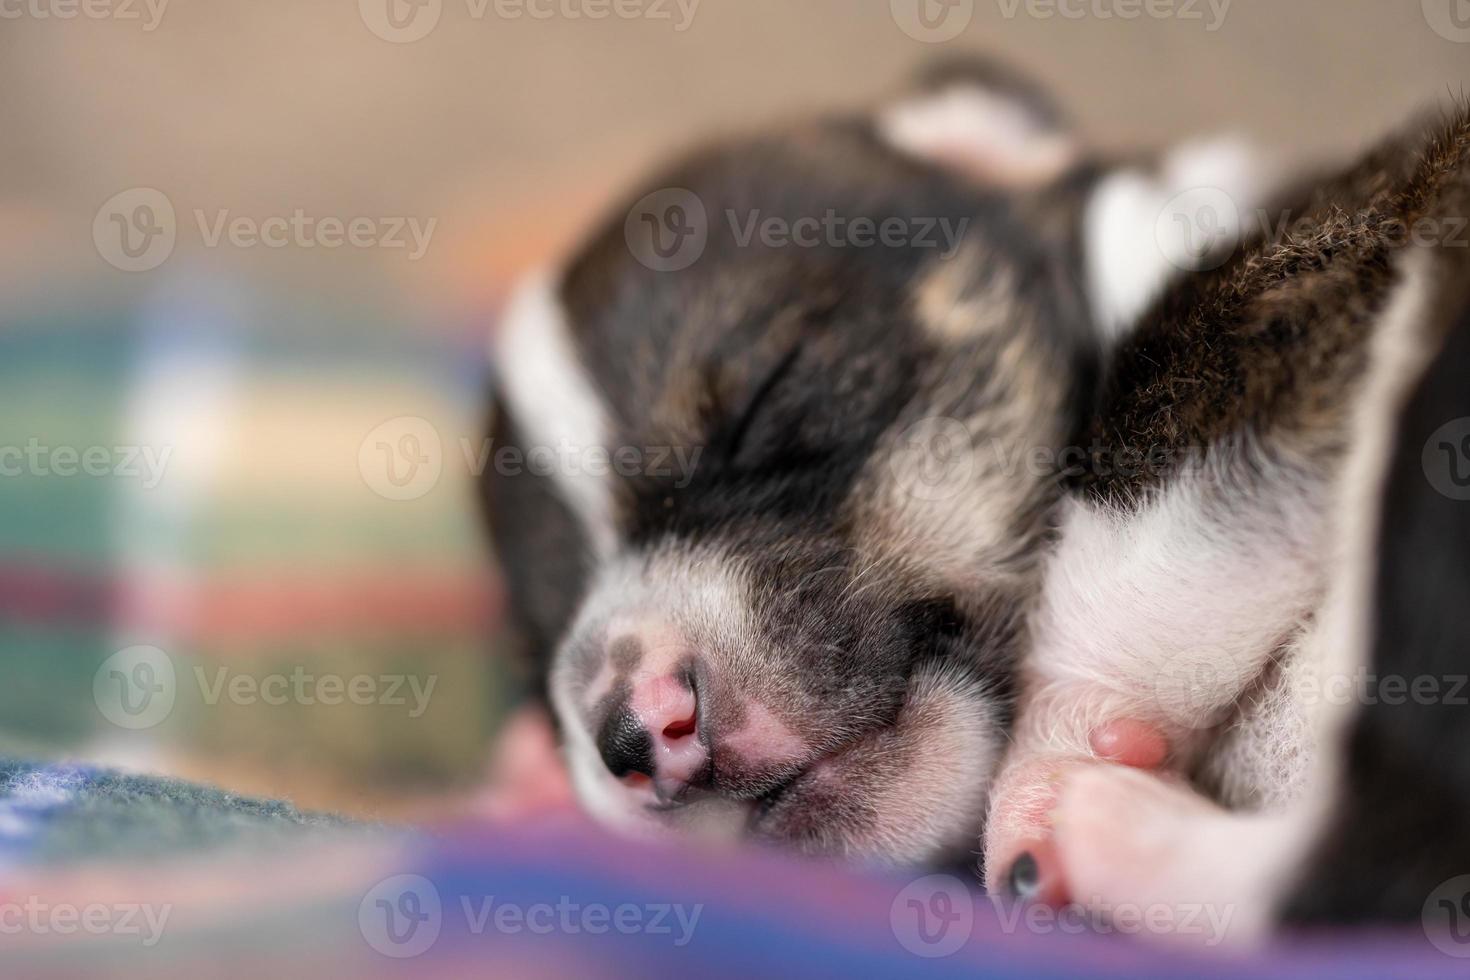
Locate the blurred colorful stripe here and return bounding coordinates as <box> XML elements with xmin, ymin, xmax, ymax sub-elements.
<box><xmin>0</xmin><ymin>273</ymin><xmax>514</xmax><ymax>806</ymax></box>
<box><xmin>2</xmin><ymin>808</ymin><xmax>1462</xmax><ymax>979</ymax></box>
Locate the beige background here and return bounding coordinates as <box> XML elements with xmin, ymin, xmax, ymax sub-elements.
<box><xmin>3</xmin><ymin>0</ymin><xmax>1470</xmax><ymax>308</ymax></box>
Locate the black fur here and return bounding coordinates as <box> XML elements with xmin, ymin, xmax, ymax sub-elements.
<box><xmin>1282</xmin><ymin>296</ymin><xmax>1470</xmax><ymax>925</ymax></box>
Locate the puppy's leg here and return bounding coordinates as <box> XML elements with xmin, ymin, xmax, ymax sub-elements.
<box><xmin>984</xmin><ymin>450</ymin><xmax>1326</xmax><ymax>897</ymax></box>
<box><xmin>992</xmin><ymin>106</ymin><xmax>1470</xmax><ymax>936</ymax></box>
<box><xmin>1029</xmin><ymin>246</ymin><xmax>1448</xmax><ymax>942</ymax></box>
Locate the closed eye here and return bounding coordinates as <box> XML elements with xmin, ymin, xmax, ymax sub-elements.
<box><xmin>724</xmin><ymin>340</ymin><xmax>805</xmax><ymax>462</ymax></box>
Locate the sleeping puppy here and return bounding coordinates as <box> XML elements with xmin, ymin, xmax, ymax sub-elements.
<box><xmin>476</xmin><ymin>59</ymin><xmax>1261</xmax><ymax>867</ymax></box>
<box><xmin>984</xmin><ymin>102</ymin><xmax>1470</xmax><ymax>942</ymax></box>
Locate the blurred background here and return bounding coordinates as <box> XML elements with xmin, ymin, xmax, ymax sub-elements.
<box><xmin>3</xmin><ymin>0</ymin><xmax>1469</xmax><ymax>821</ymax></box>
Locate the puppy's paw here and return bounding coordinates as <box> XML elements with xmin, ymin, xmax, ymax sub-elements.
<box><xmin>984</xmin><ymin>718</ymin><xmax>1173</xmax><ymax>900</ymax></box>
<box><xmin>984</xmin><ymin>754</ymin><xmax>1090</xmax><ymax>902</ymax></box>
<box><xmin>1051</xmin><ymin>766</ymin><xmax>1292</xmax><ymax>947</ymax></box>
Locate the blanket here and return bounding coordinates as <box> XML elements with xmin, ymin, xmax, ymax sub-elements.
<box><xmin>0</xmin><ymin>760</ymin><xmax>1462</xmax><ymax>979</ymax></box>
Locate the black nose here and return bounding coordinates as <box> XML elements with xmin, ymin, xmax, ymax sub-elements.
<box><xmin>596</xmin><ymin>699</ymin><xmax>653</xmax><ymax>779</ymax></box>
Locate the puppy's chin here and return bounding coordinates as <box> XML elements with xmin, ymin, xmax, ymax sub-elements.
<box><xmin>576</xmin><ymin>746</ymin><xmax>993</xmax><ymax>868</ymax></box>
<box><xmin>753</xmin><ymin>663</ymin><xmax>1004</xmax><ymax>868</ymax></box>
<box><xmin>567</xmin><ymin>760</ymin><xmax>759</xmax><ymax>846</ymax></box>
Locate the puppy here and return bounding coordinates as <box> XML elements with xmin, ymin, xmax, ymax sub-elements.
<box><xmin>476</xmin><ymin>60</ymin><xmax>1255</xmax><ymax>867</ymax></box>
<box><xmin>984</xmin><ymin>102</ymin><xmax>1470</xmax><ymax>941</ymax></box>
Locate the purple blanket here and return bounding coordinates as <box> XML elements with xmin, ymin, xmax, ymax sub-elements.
<box><xmin>3</xmin><ymin>764</ymin><xmax>1461</xmax><ymax>979</ymax></box>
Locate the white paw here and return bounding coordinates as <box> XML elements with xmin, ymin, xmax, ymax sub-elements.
<box><xmin>1051</xmin><ymin>766</ymin><xmax>1297</xmax><ymax>947</ymax></box>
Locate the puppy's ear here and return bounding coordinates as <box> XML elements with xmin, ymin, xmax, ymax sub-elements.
<box><xmin>876</xmin><ymin>56</ymin><xmax>1080</xmax><ymax>189</ymax></box>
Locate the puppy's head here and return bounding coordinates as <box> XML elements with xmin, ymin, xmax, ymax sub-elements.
<box><xmin>482</xmin><ymin>61</ymin><xmax>1101</xmax><ymax>867</ymax></box>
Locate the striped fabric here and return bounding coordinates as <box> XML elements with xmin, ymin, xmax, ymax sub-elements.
<box><xmin>1</xmin><ymin>276</ymin><xmax>510</xmax><ymax>807</ymax></box>
<box><xmin>0</xmin><ymin>761</ymin><xmax>1462</xmax><ymax>978</ymax></box>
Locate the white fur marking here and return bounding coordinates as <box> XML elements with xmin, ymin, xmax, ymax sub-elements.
<box><xmin>1023</xmin><ymin>449</ymin><xmax>1323</xmax><ymax>757</ymax></box>
<box><xmin>1084</xmin><ymin>139</ymin><xmax>1271</xmax><ymax>340</ymax></box>
<box><xmin>494</xmin><ymin>272</ymin><xmax>617</xmax><ymax>560</ymax></box>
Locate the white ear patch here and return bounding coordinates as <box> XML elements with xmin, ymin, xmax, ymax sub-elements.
<box><xmin>493</xmin><ymin>271</ymin><xmax>618</xmax><ymax>561</ymax></box>
<box><xmin>878</xmin><ymin>86</ymin><xmax>1078</xmax><ymax>189</ymax></box>
<box><xmin>1084</xmin><ymin>138</ymin><xmax>1274</xmax><ymax>342</ymax></box>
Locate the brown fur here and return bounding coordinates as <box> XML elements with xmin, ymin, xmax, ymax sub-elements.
<box><xmin>1081</xmin><ymin>105</ymin><xmax>1470</xmax><ymax>503</ymax></box>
